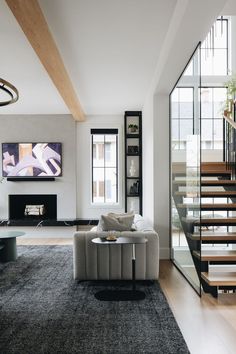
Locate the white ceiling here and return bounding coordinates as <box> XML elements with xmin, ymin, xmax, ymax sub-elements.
<box><xmin>0</xmin><ymin>0</ymin><xmax>177</xmax><ymax>116</ymax></box>
<box><xmin>0</xmin><ymin>0</ymin><xmax>68</xmax><ymax>115</ymax></box>
<box><xmin>222</xmin><ymin>0</ymin><xmax>236</xmax><ymax>14</ymax></box>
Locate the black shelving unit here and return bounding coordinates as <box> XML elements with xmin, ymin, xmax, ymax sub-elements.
<box><xmin>124</xmin><ymin>111</ymin><xmax>142</xmax><ymax>215</ymax></box>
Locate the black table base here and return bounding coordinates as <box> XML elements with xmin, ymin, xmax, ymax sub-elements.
<box><xmin>92</xmin><ymin>237</ymin><xmax>148</xmax><ymax>302</ymax></box>
<box><xmin>95</xmin><ymin>289</ymin><xmax>145</xmax><ymax>301</ymax></box>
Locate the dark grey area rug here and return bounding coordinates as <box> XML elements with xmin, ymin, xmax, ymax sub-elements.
<box><xmin>0</xmin><ymin>245</ymin><xmax>189</xmax><ymax>354</ymax></box>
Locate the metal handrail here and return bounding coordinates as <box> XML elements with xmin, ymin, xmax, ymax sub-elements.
<box><xmin>223</xmin><ymin>102</ymin><xmax>236</xmax><ymax>177</ymax></box>
<box><xmin>223</xmin><ymin>114</ymin><xmax>236</xmax><ymax>129</ymax></box>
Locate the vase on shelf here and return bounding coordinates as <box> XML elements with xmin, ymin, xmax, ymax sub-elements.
<box><xmin>128</xmin><ymin>124</ymin><xmax>138</xmax><ymax>133</ymax></box>
<box><xmin>129</xmin><ymin>160</ymin><xmax>136</xmax><ymax>177</ymax></box>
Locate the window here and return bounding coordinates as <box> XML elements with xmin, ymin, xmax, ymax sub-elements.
<box><xmin>91</xmin><ymin>129</ymin><xmax>118</xmax><ymax>204</ymax></box>
<box><xmin>201</xmin><ymin>18</ymin><xmax>230</xmax><ymax>76</ymax></box>
<box><xmin>171</xmin><ymin>87</ymin><xmax>194</xmax><ymax>150</ymax></box>
<box><xmin>201</xmin><ymin>87</ymin><xmax>227</xmax><ymax>149</ymax></box>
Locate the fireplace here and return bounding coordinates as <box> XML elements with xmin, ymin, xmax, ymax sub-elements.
<box><xmin>9</xmin><ymin>194</ymin><xmax>57</xmax><ymax>220</ymax></box>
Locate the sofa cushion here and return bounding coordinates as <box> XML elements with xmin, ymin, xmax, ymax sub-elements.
<box><xmin>134</xmin><ymin>214</ymin><xmax>153</xmax><ymax>232</ymax></box>
<box><xmin>107</xmin><ymin>211</ymin><xmax>134</xmax><ymax>218</ymax></box>
<box><xmin>108</xmin><ymin>211</ymin><xmax>136</xmax><ymax>230</ymax></box>
<box><xmin>100</xmin><ymin>213</ymin><xmax>134</xmax><ymax>231</ymax></box>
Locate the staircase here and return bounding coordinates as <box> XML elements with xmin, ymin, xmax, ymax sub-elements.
<box><xmin>173</xmin><ymin>161</ymin><xmax>236</xmax><ymax>297</ymax></box>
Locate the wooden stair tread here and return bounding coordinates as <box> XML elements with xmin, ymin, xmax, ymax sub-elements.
<box><xmin>202</xmin><ymin>180</ymin><xmax>236</xmax><ymax>186</ymax></box>
<box><xmin>193</xmin><ymin>250</ymin><xmax>236</xmax><ymax>261</ymax></box>
<box><xmin>173</xmin><ymin>170</ymin><xmax>231</xmax><ymax>177</ymax></box>
<box><xmin>173</xmin><ymin>180</ymin><xmax>199</xmax><ymax>186</ymax></box>
<box><xmin>195</xmin><ymin>218</ymin><xmax>236</xmax><ymax>226</ymax></box>
<box><xmin>201</xmin><ymin>191</ymin><xmax>236</xmax><ymax>197</ymax></box>
<box><xmin>175</xmin><ymin>191</ymin><xmax>200</xmax><ymax>196</ymax></box>
<box><xmin>177</xmin><ymin>203</ymin><xmax>236</xmax><ymax>210</ymax></box>
<box><xmin>201</xmin><ymin>162</ymin><xmax>227</xmax><ymax>169</ymax></box>
<box><xmin>189</xmin><ymin>232</ymin><xmax>236</xmax><ymax>241</ymax></box>
<box><xmin>201</xmin><ymin>272</ymin><xmax>236</xmax><ymax>286</ymax></box>
<box><xmin>201</xmin><ymin>171</ymin><xmax>231</xmax><ymax>177</ymax></box>
<box><xmin>176</xmin><ymin>191</ymin><xmax>236</xmax><ymax>197</ymax></box>
<box><xmin>173</xmin><ymin>180</ymin><xmax>236</xmax><ymax>186</ymax></box>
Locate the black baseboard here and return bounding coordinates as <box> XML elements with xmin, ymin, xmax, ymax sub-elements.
<box><xmin>7</xmin><ymin>177</ymin><xmax>55</xmax><ymax>182</ymax></box>
<box><xmin>0</xmin><ymin>218</ymin><xmax>99</xmax><ymax>227</ymax></box>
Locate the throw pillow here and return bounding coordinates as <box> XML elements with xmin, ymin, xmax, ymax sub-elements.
<box><xmin>108</xmin><ymin>211</ymin><xmax>136</xmax><ymax>231</ymax></box>
<box><xmin>108</xmin><ymin>211</ymin><xmax>134</xmax><ymax>218</ymax></box>
<box><xmin>101</xmin><ymin>214</ymin><xmax>134</xmax><ymax>231</ymax></box>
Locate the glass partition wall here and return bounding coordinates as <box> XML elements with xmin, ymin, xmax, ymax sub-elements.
<box><xmin>170</xmin><ymin>44</ymin><xmax>202</xmax><ymax>294</ymax></box>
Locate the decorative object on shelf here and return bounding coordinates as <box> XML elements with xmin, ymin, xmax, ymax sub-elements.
<box><xmin>128</xmin><ymin>124</ymin><xmax>138</xmax><ymax>133</ymax></box>
<box><xmin>129</xmin><ymin>159</ymin><xmax>136</xmax><ymax>177</ymax></box>
<box><xmin>130</xmin><ymin>181</ymin><xmax>139</xmax><ymax>195</ymax></box>
<box><xmin>136</xmin><ymin>180</ymin><xmax>139</xmax><ymax>193</ymax></box>
<box><xmin>130</xmin><ymin>185</ymin><xmax>135</xmax><ymax>194</ymax></box>
<box><xmin>0</xmin><ymin>78</ymin><xmax>19</xmax><ymax>106</ymax></box>
<box><xmin>128</xmin><ymin>145</ymin><xmax>139</xmax><ymax>154</ymax></box>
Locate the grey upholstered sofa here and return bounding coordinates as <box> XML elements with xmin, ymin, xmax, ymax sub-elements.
<box><xmin>73</xmin><ymin>215</ymin><xmax>159</xmax><ymax>280</ymax></box>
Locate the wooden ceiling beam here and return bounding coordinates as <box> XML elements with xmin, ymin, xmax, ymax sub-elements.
<box><xmin>5</xmin><ymin>0</ymin><xmax>85</xmax><ymax>121</ymax></box>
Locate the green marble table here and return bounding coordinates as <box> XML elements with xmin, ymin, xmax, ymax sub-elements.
<box><xmin>0</xmin><ymin>231</ymin><xmax>25</xmax><ymax>262</ymax></box>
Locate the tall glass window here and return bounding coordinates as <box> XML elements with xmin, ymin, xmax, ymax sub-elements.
<box><xmin>201</xmin><ymin>18</ymin><xmax>229</xmax><ymax>75</ymax></box>
<box><xmin>91</xmin><ymin>129</ymin><xmax>118</xmax><ymax>204</ymax></box>
<box><xmin>171</xmin><ymin>87</ymin><xmax>194</xmax><ymax>150</ymax></box>
<box><xmin>201</xmin><ymin>87</ymin><xmax>227</xmax><ymax>149</ymax></box>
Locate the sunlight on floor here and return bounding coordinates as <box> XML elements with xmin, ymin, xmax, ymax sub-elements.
<box><xmin>17</xmin><ymin>238</ymin><xmax>73</xmax><ymax>245</ymax></box>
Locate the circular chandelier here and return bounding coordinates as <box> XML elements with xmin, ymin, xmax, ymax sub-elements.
<box><xmin>0</xmin><ymin>78</ymin><xmax>19</xmax><ymax>106</ymax></box>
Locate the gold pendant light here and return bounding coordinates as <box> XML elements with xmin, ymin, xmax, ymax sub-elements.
<box><xmin>0</xmin><ymin>78</ymin><xmax>19</xmax><ymax>106</ymax></box>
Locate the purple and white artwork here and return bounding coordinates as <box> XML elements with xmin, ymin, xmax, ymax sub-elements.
<box><xmin>2</xmin><ymin>143</ymin><xmax>62</xmax><ymax>177</ymax></box>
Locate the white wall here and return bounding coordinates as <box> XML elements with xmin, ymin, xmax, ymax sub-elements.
<box><xmin>153</xmin><ymin>94</ymin><xmax>170</xmax><ymax>259</ymax></box>
<box><xmin>76</xmin><ymin>115</ymin><xmax>125</xmax><ymax>218</ymax></box>
<box><xmin>142</xmin><ymin>95</ymin><xmax>154</xmax><ymax>225</ymax></box>
<box><xmin>0</xmin><ymin>114</ymin><xmax>77</xmax><ymax>237</ymax></box>
<box><xmin>0</xmin><ymin>114</ymin><xmax>129</xmax><ymax>229</ymax></box>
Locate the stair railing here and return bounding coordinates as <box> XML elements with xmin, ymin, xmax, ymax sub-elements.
<box><xmin>223</xmin><ymin>101</ymin><xmax>236</xmax><ymax>178</ymax></box>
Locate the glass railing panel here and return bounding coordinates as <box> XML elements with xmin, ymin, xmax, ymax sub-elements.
<box><xmin>170</xmin><ymin>44</ymin><xmax>201</xmax><ymax>294</ymax></box>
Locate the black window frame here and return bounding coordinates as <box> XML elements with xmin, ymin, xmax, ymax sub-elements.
<box><xmin>91</xmin><ymin>128</ymin><xmax>118</xmax><ymax>204</ymax></box>
<box><xmin>171</xmin><ymin>86</ymin><xmax>194</xmax><ymax>150</ymax></box>
<box><xmin>201</xmin><ymin>17</ymin><xmax>229</xmax><ymax>76</ymax></box>
<box><xmin>201</xmin><ymin>86</ymin><xmax>227</xmax><ymax>150</ymax></box>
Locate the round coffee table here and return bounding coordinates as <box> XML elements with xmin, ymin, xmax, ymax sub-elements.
<box><xmin>0</xmin><ymin>231</ymin><xmax>25</xmax><ymax>262</ymax></box>
<box><xmin>92</xmin><ymin>236</ymin><xmax>148</xmax><ymax>301</ymax></box>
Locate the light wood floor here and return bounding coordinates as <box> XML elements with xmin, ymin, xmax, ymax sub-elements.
<box><xmin>17</xmin><ymin>238</ymin><xmax>236</xmax><ymax>354</ymax></box>
<box><xmin>159</xmin><ymin>260</ymin><xmax>236</xmax><ymax>354</ymax></box>
<box><xmin>18</xmin><ymin>238</ymin><xmax>73</xmax><ymax>245</ymax></box>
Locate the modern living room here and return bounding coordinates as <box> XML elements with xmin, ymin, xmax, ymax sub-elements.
<box><xmin>1</xmin><ymin>1</ymin><xmax>236</xmax><ymax>354</ymax></box>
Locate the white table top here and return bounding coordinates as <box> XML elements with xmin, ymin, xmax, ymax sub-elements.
<box><xmin>0</xmin><ymin>231</ymin><xmax>25</xmax><ymax>239</ymax></box>
<box><xmin>92</xmin><ymin>236</ymin><xmax>147</xmax><ymax>245</ymax></box>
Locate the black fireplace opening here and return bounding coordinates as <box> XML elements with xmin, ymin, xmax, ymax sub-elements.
<box><xmin>9</xmin><ymin>194</ymin><xmax>57</xmax><ymax>220</ymax></box>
